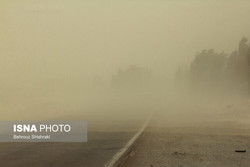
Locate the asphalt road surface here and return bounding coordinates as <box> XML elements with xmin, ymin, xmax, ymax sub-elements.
<box><xmin>0</xmin><ymin>118</ymin><xmax>145</xmax><ymax>167</ymax></box>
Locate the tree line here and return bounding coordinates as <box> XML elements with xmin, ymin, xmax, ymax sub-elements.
<box><xmin>176</xmin><ymin>37</ymin><xmax>250</xmax><ymax>96</ymax></box>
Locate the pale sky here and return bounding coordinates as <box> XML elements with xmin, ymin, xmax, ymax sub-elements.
<box><xmin>1</xmin><ymin>0</ymin><xmax>250</xmax><ymax>87</ymax></box>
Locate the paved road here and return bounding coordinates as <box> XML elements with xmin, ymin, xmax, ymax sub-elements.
<box><xmin>0</xmin><ymin>118</ymin><xmax>146</xmax><ymax>167</ymax></box>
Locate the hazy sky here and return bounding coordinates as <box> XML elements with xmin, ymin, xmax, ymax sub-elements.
<box><xmin>1</xmin><ymin>0</ymin><xmax>250</xmax><ymax>87</ymax></box>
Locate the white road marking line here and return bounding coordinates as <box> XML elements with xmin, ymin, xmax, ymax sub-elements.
<box><xmin>104</xmin><ymin>116</ymin><xmax>151</xmax><ymax>167</ymax></box>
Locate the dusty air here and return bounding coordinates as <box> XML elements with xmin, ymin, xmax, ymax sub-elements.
<box><xmin>1</xmin><ymin>0</ymin><xmax>250</xmax><ymax>166</ymax></box>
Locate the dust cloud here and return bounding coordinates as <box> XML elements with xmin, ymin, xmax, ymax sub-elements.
<box><xmin>1</xmin><ymin>0</ymin><xmax>250</xmax><ymax>129</ymax></box>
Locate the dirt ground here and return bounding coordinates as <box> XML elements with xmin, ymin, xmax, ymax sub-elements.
<box><xmin>123</xmin><ymin>100</ymin><xmax>250</xmax><ymax>167</ymax></box>
<box><xmin>123</xmin><ymin>126</ymin><xmax>250</xmax><ymax>167</ymax></box>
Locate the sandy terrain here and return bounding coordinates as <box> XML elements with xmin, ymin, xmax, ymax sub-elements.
<box><xmin>123</xmin><ymin>103</ymin><xmax>250</xmax><ymax>167</ymax></box>
<box><xmin>124</xmin><ymin>126</ymin><xmax>250</xmax><ymax>167</ymax></box>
